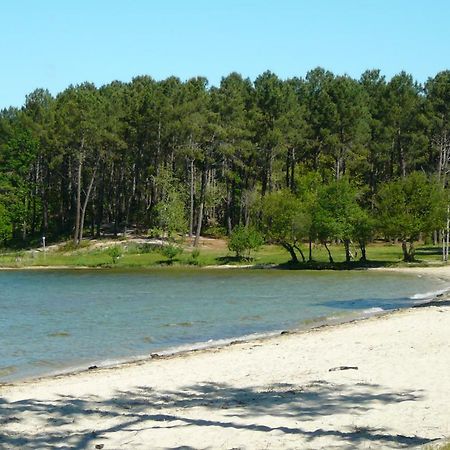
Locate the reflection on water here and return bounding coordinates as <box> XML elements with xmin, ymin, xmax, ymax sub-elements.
<box><xmin>0</xmin><ymin>269</ymin><xmax>446</xmax><ymax>381</ymax></box>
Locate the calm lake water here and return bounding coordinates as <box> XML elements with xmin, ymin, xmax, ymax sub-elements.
<box><xmin>0</xmin><ymin>269</ymin><xmax>447</xmax><ymax>382</ymax></box>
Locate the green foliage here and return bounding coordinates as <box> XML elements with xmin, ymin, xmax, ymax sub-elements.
<box><xmin>125</xmin><ymin>242</ymin><xmax>156</xmax><ymax>254</ymax></box>
<box><xmin>147</xmin><ymin>227</ymin><xmax>164</xmax><ymax>238</ymax></box>
<box><xmin>204</xmin><ymin>225</ymin><xmax>227</xmax><ymax>238</ymax></box>
<box><xmin>0</xmin><ymin>124</ymin><xmax>40</xmax><ymax>241</ymax></box>
<box><xmin>261</xmin><ymin>190</ymin><xmax>310</xmax><ymax>263</ymax></box>
<box><xmin>312</xmin><ymin>179</ymin><xmax>370</xmax><ymax>262</ymax></box>
<box><xmin>228</xmin><ymin>225</ymin><xmax>264</xmax><ymax>259</ymax></box>
<box><xmin>153</xmin><ymin>168</ymin><xmax>187</xmax><ymax>238</ymax></box>
<box><xmin>154</xmin><ymin>194</ymin><xmax>187</xmax><ymax>238</ymax></box>
<box><xmin>377</xmin><ymin>172</ymin><xmax>446</xmax><ymax>261</ymax></box>
<box><xmin>0</xmin><ymin>203</ymin><xmax>12</xmax><ymax>244</ymax></box>
<box><xmin>160</xmin><ymin>244</ymin><xmax>183</xmax><ymax>264</ymax></box>
<box><xmin>107</xmin><ymin>245</ymin><xmax>122</xmax><ymax>264</ymax></box>
<box><xmin>188</xmin><ymin>247</ymin><xmax>201</xmax><ymax>265</ymax></box>
<box><xmin>1</xmin><ymin>68</ymin><xmax>450</xmax><ymax>262</ymax></box>
<box><xmin>56</xmin><ymin>240</ymin><xmax>91</xmax><ymax>253</ymax></box>
<box><xmin>0</xmin><ymin>237</ymin><xmax>447</xmax><ymax>269</ymax></box>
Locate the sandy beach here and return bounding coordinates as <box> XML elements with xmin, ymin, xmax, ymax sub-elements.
<box><xmin>1</xmin><ymin>266</ymin><xmax>450</xmax><ymax>449</ymax></box>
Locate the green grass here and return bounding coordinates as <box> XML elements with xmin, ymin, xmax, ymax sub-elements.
<box><xmin>0</xmin><ymin>239</ymin><xmax>446</xmax><ymax>270</ymax></box>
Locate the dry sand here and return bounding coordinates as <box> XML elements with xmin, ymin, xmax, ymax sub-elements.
<box><xmin>1</xmin><ymin>267</ymin><xmax>450</xmax><ymax>449</ymax></box>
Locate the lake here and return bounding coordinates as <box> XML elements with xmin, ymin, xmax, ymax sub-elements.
<box><xmin>0</xmin><ymin>268</ymin><xmax>447</xmax><ymax>382</ymax></box>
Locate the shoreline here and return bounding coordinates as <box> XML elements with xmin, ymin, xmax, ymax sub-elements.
<box><xmin>0</xmin><ymin>261</ymin><xmax>448</xmax><ymax>270</ymax></box>
<box><xmin>0</xmin><ymin>305</ymin><xmax>395</xmax><ymax>387</ymax></box>
<box><xmin>2</xmin><ymin>298</ymin><xmax>449</xmax><ymax>448</ymax></box>
<box><xmin>1</xmin><ymin>266</ymin><xmax>450</xmax><ymax>448</ymax></box>
<box><xmin>2</xmin><ymin>291</ymin><xmax>447</xmax><ymax>388</ymax></box>
<box><xmin>2</xmin><ymin>267</ymin><xmax>448</xmax><ymax>385</ymax></box>
<box><xmin>1</xmin><ymin>265</ymin><xmax>449</xmax><ymax>385</ymax></box>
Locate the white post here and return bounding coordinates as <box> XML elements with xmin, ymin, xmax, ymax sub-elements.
<box><xmin>42</xmin><ymin>236</ymin><xmax>46</xmax><ymax>258</ymax></box>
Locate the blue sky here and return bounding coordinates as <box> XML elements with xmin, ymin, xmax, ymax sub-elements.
<box><xmin>2</xmin><ymin>0</ymin><xmax>449</xmax><ymax>109</ymax></box>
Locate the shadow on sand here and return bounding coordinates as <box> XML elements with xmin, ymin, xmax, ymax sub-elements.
<box><xmin>0</xmin><ymin>379</ymin><xmax>438</xmax><ymax>449</ymax></box>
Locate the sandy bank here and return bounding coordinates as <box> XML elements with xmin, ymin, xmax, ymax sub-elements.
<box><xmin>1</xmin><ymin>290</ymin><xmax>450</xmax><ymax>449</ymax></box>
<box><xmin>372</xmin><ymin>264</ymin><xmax>450</xmax><ymax>280</ymax></box>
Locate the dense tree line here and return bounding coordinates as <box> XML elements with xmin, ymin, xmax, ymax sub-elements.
<box><xmin>1</xmin><ymin>69</ymin><xmax>449</xmax><ymax>261</ymax></box>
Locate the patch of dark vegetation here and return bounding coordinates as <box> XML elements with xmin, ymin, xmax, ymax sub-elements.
<box><xmin>274</xmin><ymin>260</ymin><xmax>395</xmax><ymax>271</ymax></box>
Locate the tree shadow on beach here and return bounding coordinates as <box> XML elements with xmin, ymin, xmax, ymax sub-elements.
<box><xmin>0</xmin><ymin>379</ymin><xmax>438</xmax><ymax>449</ymax></box>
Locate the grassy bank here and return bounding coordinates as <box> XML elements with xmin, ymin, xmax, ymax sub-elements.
<box><xmin>0</xmin><ymin>237</ymin><xmax>446</xmax><ymax>269</ymax></box>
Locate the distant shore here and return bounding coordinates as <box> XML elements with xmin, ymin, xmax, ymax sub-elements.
<box><xmin>0</xmin><ymin>237</ymin><xmax>447</xmax><ymax>271</ymax></box>
<box><xmin>372</xmin><ymin>264</ymin><xmax>450</xmax><ymax>280</ymax></box>
<box><xmin>1</xmin><ymin>265</ymin><xmax>449</xmax><ymax>449</ymax></box>
<box><xmin>0</xmin><ymin>261</ymin><xmax>448</xmax><ymax>272</ymax></box>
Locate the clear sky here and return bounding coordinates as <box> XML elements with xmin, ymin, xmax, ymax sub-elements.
<box><xmin>2</xmin><ymin>0</ymin><xmax>449</xmax><ymax>109</ymax></box>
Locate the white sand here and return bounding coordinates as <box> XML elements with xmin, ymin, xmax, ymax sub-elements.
<box><xmin>1</xmin><ymin>267</ymin><xmax>450</xmax><ymax>449</ymax></box>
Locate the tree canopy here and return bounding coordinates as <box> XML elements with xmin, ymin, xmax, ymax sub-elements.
<box><xmin>1</xmin><ymin>68</ymin><xmax>449</xmax><ymax>262</ymax></box>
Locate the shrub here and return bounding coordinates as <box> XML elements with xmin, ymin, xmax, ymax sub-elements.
<box><xmin>148</xmin><ymin>227</ymin><xmax>164</xmax><ymax>238</ymax></box>
<box><xmin>228</xmin><ymin>226</ymin><xmax>264</xmax><ymax>260</ymax></box>
<box><xmin>125</xmin><ymin>242</ymin><xmax>156</xmax><ymax>254</ymax></box>
<box><xmin>188</xmin><ymin>247</ymin><xmax>201</xmax><ymax>265</ymax></box>
<box><xmin>0</xmin><ymin>204</ymin><xmax>12</xmax><ymax>244</ymax></box>
<box><xmin>160</xmin><ymin>244</ymin><xmax>183</xmax><ymax>264</ymax></box>
<box><xmin>204</xmin><ymin>225</ymin><xmax>227</xmax><ymax>238</ymax></box>
<box><xmin>57</xmin><ymin>240</ymin><xmax>91</xmax><ymax>253</ymax></box>
<box><xmin>108</xmin><ymin>245</ymin><xmax>122</xmax><ymax>264</ymax></box>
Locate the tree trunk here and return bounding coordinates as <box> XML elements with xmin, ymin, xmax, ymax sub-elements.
<box><xmin>293</xmin><ymin>244</ymin><xmax>306</xmax><ymax>262</ymax></box>
<box><xmin>282</xmin><ymin>243</ymin><xmax>299</xmax><ymax>263</ymax></box>
<box><xmin>193</xmin><ymin>164</ymin><xmax>207</xmax><ymax>247</ymax></box>
<box><xmin>308</xmin><ymin>238</ymin><xmax>313</xmax><ymax>262</ymax></box>
<box><xmin>268</xmin><ymin>151</ymin><xmax>273</xmax><ymax>192</ymax></box>
<box><xmin>324</xmin><ymin>242</ymin><xmax>334</xmax><ymax>263</ymax></box>
<box><xmin>90</xmin><ymin>201</ymin><xmax>95</xmax><ymax>238</ymax></box>
<box><xmin>344</xmin><ymin>239</ymin><xmax>351</xmax><ymax>263</ymax></box>
<box><xmin>401</xmin><ymin>240</ymin><xmax>415</xmax><ymax>262</ymax></box>
<box><xmin>261</xmin><ymin>167</ymin><xmax>268</xmax><ymax>197</ymax></box>
<box><xmin>41</xmin><ymin>166</ymin><xmax>49</xmax><ymax>235</ymax></box>
<box><xmin>285</xmin><ymin>149</ymin><xmax>290</xmax><ymax>188</ymax></box>
<box><xmin>401</xmin><ymin>240</ymin><xmax>408</xmax><ymax>261</ymax></box>
<box><xmin>335</xmin><ymin>156</ymin><xmax>341</xmax><ymax>181</ymax></box>
<box><xmin>74</xmin><ymin>152</ymin><xmax>83</xmax><ymax>245</ymax></box>
<box><xmin>290</xmin><ymin>147</ymin><xmax>296</xmax><ymax>192</ymax></box>
<box><xmin>408</xmin><ymin>240</ymin><xmax>415</xmax><ymax>261</ymax></box>
<box><xmin>226</xmin><ymin>183</ymin><xmax>232</xmax><ymax>235</ymax></box>
<box><xmin>188</xmin><ymin>158</ymin><xmax>194</xmax><ymax>238</ymax></box>
<box><xmin>399</xmin><ymin>142</ymin><xmax>406</xmax><ymax>178</ymax></box>
<box><xmin>96</xmin><ymin>168</ymin><xmax>105</xmax><ymax>237</ymax></box>
<box><xmin>78</xmin><ymin>167</ymin><xmax>97</xmax><ymax>243</ymax></box>
<box><xmin>359</xmin><ymin>241</ymin><xmax>367</xmax><ymax>262</ymax></box>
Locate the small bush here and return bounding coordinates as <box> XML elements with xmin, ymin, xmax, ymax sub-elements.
<box><xmin>57</xmin><ymin>240</ymin><xmax>91</xmax><ymax>253</ymax></box>
<box><xmin>204</xmin><ymin>225</ymin><xmax>227</xmax><ymax>238</ymax></box>
<box><xmin>139</xmin><ymin>243</ymin><xmax>157</xmax><ymax>253</ymax></box>
<box><xmin>125</xmin><ymin>242</ymin><xmax>156</xmax><ymax>254</ymax></box>
<box><xmin>108</xmin><ymin>245</ymin><xmax>122</xmax><ymax>264</ymax></box>
<box><xmin>160</xmin><ymin>244</ymin><xmax>183</xmax><ymax>264</ymax></box>
<box><xmin>228</xmin><ymin>226</ymin><xmax>264</xmax><ymax>260</ymax></box>
<box><xmin>148</xmin><ymin>227</ymin><xmax>164</xmax><ymax>238</ymax></box>
<box><xmin>188</xmin><ymin>247</ymin><xmax>201</xmax><ymax>265</ymax></box>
